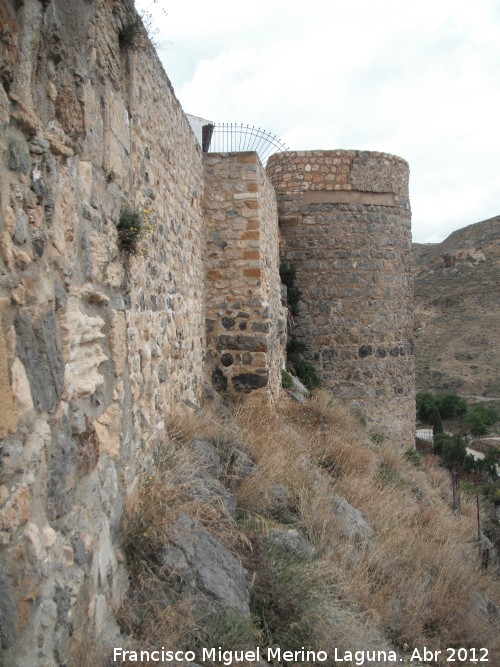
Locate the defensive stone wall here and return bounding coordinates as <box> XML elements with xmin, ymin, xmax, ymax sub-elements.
<box><xmin>203</xmin><ymin>152</ymin><xmax>286</xmax><ymax>401</ymax></box>
<box><xmin>0</xmin><ymin>2</ymin><xmax>415</xmax><ymax>663</ymax></box>
<box><xmin>268</xmin><ymin>150</ymin><xmax>415</xmax><ymax>446</ymax></box>
<box><xmin>0</xmin><ymin>1</ymin><xmax>205</xmax><ymax>663</ymax></box>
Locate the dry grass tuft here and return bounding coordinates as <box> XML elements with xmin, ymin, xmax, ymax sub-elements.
<box><xmin>232</xmin><ymin>392</ymin><xmax>500</xmax><ymax>661</ymax></box>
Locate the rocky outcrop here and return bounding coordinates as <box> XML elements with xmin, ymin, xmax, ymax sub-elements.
<box><xmin>161</xmin><ymin>514</ymin><xmax>252</xmax><ymax>615</ymax></box>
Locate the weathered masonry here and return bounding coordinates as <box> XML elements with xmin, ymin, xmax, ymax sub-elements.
<box><xmin>203</xmin><ymin>152</ymin><xmax>286</xmax><ymax>400</ymax></box>
<box><xmin>0</xmin><ymin>1</ymin><xmax>414</xmax><ymax>664</ymax></box>
<box><xmin>267</xmin><ymin>150</ymin><xmax>415</xmax><ymax>446</ymax></box>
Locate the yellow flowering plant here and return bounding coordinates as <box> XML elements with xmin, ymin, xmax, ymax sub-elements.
<box><xmin>117</xmin><ymin>202</ymin><xmax>156</xmax><ymax>255</ymax></box>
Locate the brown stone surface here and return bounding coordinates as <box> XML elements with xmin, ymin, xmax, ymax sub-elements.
<box><xmin>203</xmin><ymin>153</ymin><xmax>286</xmax><ymax>401</ymax></box>
<box><xmin>268</xmin><ymin>151</ymin><xmax>415</xmax><ymax>446</ymax></box>
<box><xmin>0</xmin><ymin>2</ymin><xmax>205</xmax><ymax>662</ymax></box>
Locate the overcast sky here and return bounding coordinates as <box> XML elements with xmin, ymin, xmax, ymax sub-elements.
<box><xmin>137</xmin><ymin>0</ymin><xmax>500</xmax><ymax>243</ymax></box>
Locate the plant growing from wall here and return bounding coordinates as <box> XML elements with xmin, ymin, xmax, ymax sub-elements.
<box><xmin>286</xmin><ymin>337</ymin><xmax>321</xmax><ymax>391</ymax></box>
<box><xmin>118</xmin><ymin>13</ymin><xmax>144</xmax><ymax>49</ymax></box>
<box><xmin>119</xmin><ymin>1</ymin><xmax>168</xmax><ymax>50</ymax></box>
<box><xmin>117</xmin><ymin>203</ymin><xmax>155</xmax><ymax>255</ymax></box>
<box><xmin>279</xmin><ymin>261</ymin><xmax>301</xmax><ymax>317</ymax></box>
<box><xmin>279</xmin><ymin>263</ymin><xmax>321</xmax><ymax>391</ymax></box>
<box><xmin>281</xmin><ymin>370</ymin><xmax>293</xmax><ymax>389</ymax></box>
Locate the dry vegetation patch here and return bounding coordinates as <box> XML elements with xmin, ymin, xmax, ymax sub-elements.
<box><xmin>115</xmin><ymin>393</ymin><xmax>500</xmax><ymax>665</ymax></box>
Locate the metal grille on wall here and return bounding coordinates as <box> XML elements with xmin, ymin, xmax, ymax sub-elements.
<box><xmin>203</xmin><ymin>123</ymin><xmax>287</xmax><ymax>164</ymax></box>
<box><xmin>202</xmin><ymin>123</ymin><xmax>304</xmax><ymax>191</ymax></box>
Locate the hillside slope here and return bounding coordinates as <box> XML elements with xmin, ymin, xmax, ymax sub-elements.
<box><xmin>413</xmin><ymin>215</ymin><xmax>500</xmax><ymax>396</ymax></box>
<box><xmin>103</xmin><ymin>391</ymin><xmax>500</xmax><ymax>667</ymax></box>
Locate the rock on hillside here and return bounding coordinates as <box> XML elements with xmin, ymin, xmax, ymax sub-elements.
<box><xmin>413</xmin><ymin>215</ymin><xmax>500</xmax><ymax>396</ymax></box>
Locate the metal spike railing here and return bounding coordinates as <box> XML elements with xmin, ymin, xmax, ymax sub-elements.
<box><xmin>203</xmin><ymin>122</ymin><xmax>305</xmax><ymax>192</ymax></box>
<box><xmin>206</xmin><ymin>123</ymin><xmax>288</xmax><ymax>166</ymax></box>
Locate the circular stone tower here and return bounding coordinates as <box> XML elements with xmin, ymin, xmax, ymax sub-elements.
<box><xmin>267</xmin><ymin>150</ymin><xmax>415</xmax><ymax>447</ymax></box>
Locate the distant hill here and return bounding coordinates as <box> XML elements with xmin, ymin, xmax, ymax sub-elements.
<box><xmin>413</xmin><ymin>215</ymin><xmax>500</xmax><ymax>397</ymax></box>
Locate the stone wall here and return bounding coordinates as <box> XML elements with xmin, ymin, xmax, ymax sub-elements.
<box><xmin>268</xmin><ymin>150</ymin><xmax>415</xmax><ymax>446</ymax></box>
<box><xmin>203</xmin><ymin>152</ymin><xmax>286</xmax><ymax>402</ymax></box>
<box><xmin>0</xmin><ymin>2</ymin><xmax>416</xmax><ymax>663</ymax></box>
<box><xmin>0</xmin><ymin>1</ymin><xmax>205</xmax><ymax>663</ymax></box>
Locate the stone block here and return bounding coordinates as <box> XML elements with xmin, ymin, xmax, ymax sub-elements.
<box><xmin>0</xmin><ymin>564</ymin><xmax>17</xmax><ymax>649</ymax></box>
<box><xmin>46</xmin><ymin>416</ymin><xmax>77</xmax><ymax>520</ymax></box>
<box><xmin>232</xmin><ymin>372</ymin><xmax>268</xmax><ymax>392</ymax></box>
<box><xmin>8</xmin><ymin>138</ymin><xmax>30</xmax><ymax>174</ymax></box>
<box><xmin>0</xmin><ymin>300</ymin><xmax>18</xmax><ymax>437</ymax></box>
<box><xmin>10</xmin><ymin>356</ymin><xmax>34</xmax><ymax>417</ymax></box>
<box><xmin>61</xmin><ymin>298</ymin><xmax>107</xmax><ymax>398</ymax></box>
<box><xmin>217</xmin><ymin>335</ymin><xmax>268</xmax><ymax>352</ymax></box>
<box><xmin>15</xmin><ymin>309</ymin><xmax>64</xmax><ymax>413</ymax></box>
<box><xmin>93</xmin><ymin>404</ymin><xmax>122</xmax><ymax>460</ymax></box>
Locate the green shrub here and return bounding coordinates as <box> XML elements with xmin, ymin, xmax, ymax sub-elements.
<box><xmin>370</xmin><ymin>431</ymin><xmax>385</xmax><ymax>445</ymax></box>
<box><xmin>118</xmin><ymin>14</ymin><xmax>144</xmax><ymax>49</ymax></box>
<box><xmin>281</xmin><ymin>370</ymin><xmax>293</xmax><ymax>390</ymax></box>
<box><xmin>430</xmin><ymin>406</ymin><xmax>443</xmax><ymax>435</ymax></box>
<box><xmin>479</xmin><ymin>449</ymin><xmax>500</xmax><ymax>481</ymax></box>
<box><xmin>435</xmin><ymin>391</ymin><xmax>467</xmax><ymax>419</ymax></box>
<box><xmin>197</xmin><ymin>609</ymin><xmax>258</xmax><ymax>651</ymax></box>
<box><xmin>280</xmin><ymin>261</ymin><xmax>302</xmax><ymax>316</ymax></box>
<box><xmin>438</xmin><ymin>434</ymin><xmax>467</xmax><ymax>470</ymax></box>
<box><xmin>405</xmin><ymin>447</ymin><xmax>422</xmax><ymax>466</ymax></box>
<box><xmin>117</xmin><ymin>205</ymin><xmax>143</xmax><ymax>254</ymax></box>
<box><xmin>433</xmin><ymin>432</ymin><xmax>450</xmax><ymax>456</ymax></box>
<box><xmin>291</xmin><ymin>358</ymin><xmax>321</xmax><ymax>391</ymax></box>
<box><xmin>117</xmin><ymin>203</ymin><xmax>155</xmax><ymax>255</ymax></box>
<box><xmin>416</xmin><ymin>391</ymin><xmax>437</xmax><ymax>423</ymax></box>
<box><xmin>465</xmin><ymin>405</ymin><xmax>498</xmax><ymax>436</ymax></box>
<box><xmin>286</xmin><ymin>338</ymin><xmax>321</xmax><ymax>391</ymax></box>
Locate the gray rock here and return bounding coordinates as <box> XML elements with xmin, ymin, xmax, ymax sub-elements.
<box><xmin>0</xmin><ymin>565</ymin><xmax>17</xmax><ymax>649</ymax></box>
<box><xmin>161</xmin><ymin>514</ymin><xmax>251</xmax><ymax>614</ymax></box>
<box><xmin>224</xmin><ymin>443</ymin><xmax>257</xmax><ymax>489</ymax></box>
<box><xmin>217</xmin><ymin>334</ymin><xmax>268</xmax><ymax>352</ymax></box>
<box><xmin>264</xmin><ymin>528</ymin><xmax>316</xmax><ymax>562</ymax></box>
<box><xmin>15</xmin><ymin>309</ymin><xmax>65</xmax><ymax>412</ymax></box>
<box><xmin>54</xmin><ymin>282</ymin><xmax>68</xmax><ymax>312</ymax></box>
<box><xmin>46</xmin><ymin>416</ymin><xmax>77</xmax><ymax>520</ymax></box>
<box><xmin>185</xmin><ymin>470</ymin><xmax>237</xmax><ymax>517</ymax></box>
<box><xmin>288</xmin><ymin>390</ymin><xmax>308</xmax><ymax>404</ymax></box>
<box><xmin>14</xmin><ymin>210</ymin><xmax>28</xmax><ymax>245</ymax></box>
<box><xmin>32</xmin><ymin>229</ymin><xmax>47</xmax><ymax>257</ymax></box>
<box><xmin>8</xmin><ymin>138</ymin><xmax>30</xmax><ymax>173</ymax></box>
<box><xmin>469</xmin><ymin>593</ymin><xmax>500</xmax><ymax>627</ymax></box>
<box><xmin>332</xmin><ymin>493</ymin><xmax>373</xmax><ymax>542</ymax></box>
<box><xmin>158</xmin><ymin>361</ymin><xmax>167</xmax><ymax>383</ymax></box>
<box><xmin>232</xmin><ymin>372</ymin><xmax>268</xmax><ymax>392</ymax></box>
<box><xmin>291</xmin><ymin>375</ymin><xmax>310</xmax><ymax>398</ymax></box>
<box><xmin>191</xmin><ymin>439</ymin><xmax>223</xmax><ymax>477</ymax></box>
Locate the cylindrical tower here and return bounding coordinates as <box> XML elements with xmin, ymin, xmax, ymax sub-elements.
<box><xmin>267</xmin><ymin>150</ymin><xmax>415</xmax><ymax>447</ymax></box>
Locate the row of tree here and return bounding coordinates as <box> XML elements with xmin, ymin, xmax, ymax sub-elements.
<box><xmin>432</xmin><ymin>432</ymin><xmax>500</xmax><ymax>480</ymax></box>
<box><xmin>416</xmin><ymin>391</ymin><xmax>499</xmax><ymax>436</ymax></box>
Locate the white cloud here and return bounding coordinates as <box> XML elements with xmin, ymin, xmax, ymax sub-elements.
<box><xmin>137</xmin><ymin>0</ymin><xmax>500</xmax><ymax>243</ymax></box>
